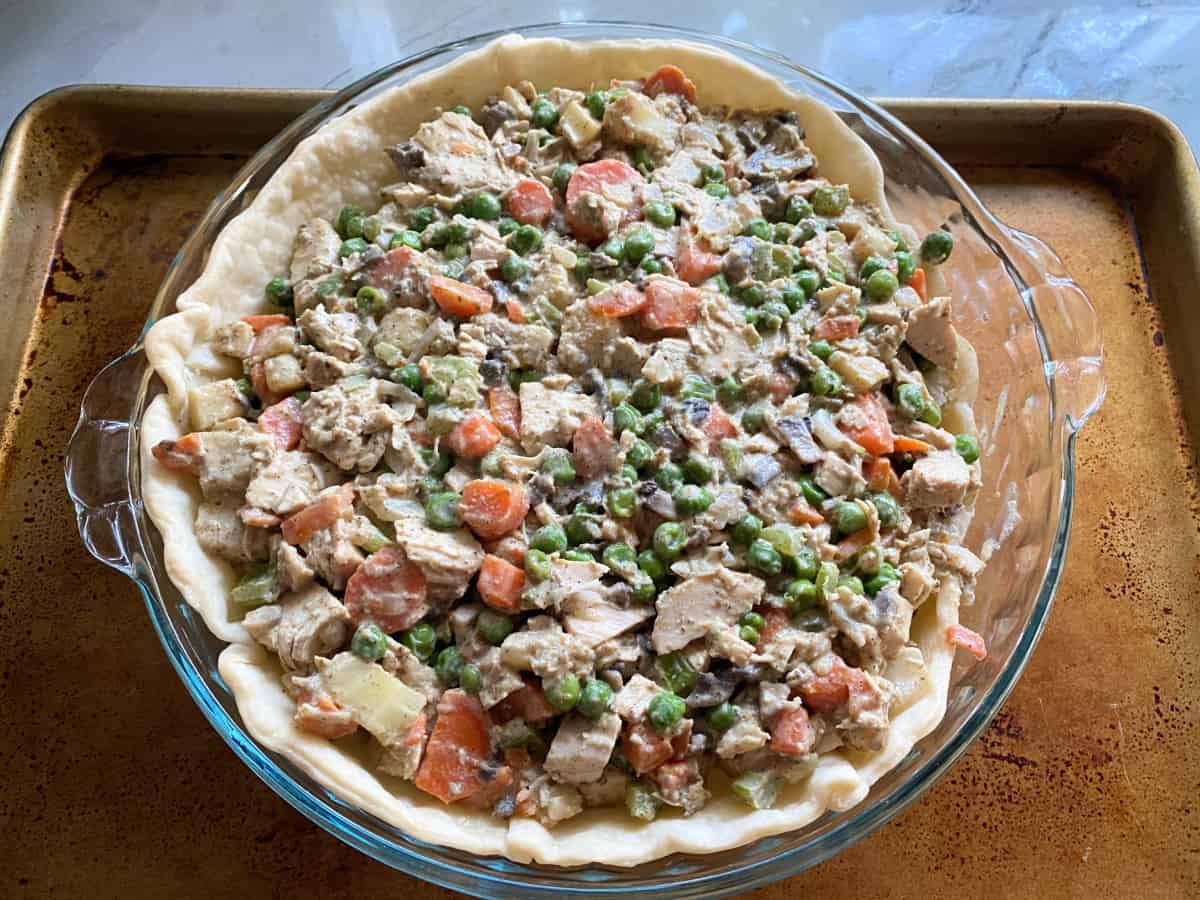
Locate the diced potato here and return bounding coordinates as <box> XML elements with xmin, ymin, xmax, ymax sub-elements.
<box><xmin>604</xmin><ymin>92</ymin><xmax>677</xmax><ymax>153</ymax></box>
<box><xmin>253</xmin><ymin>325</ymin><xmax>297</xmax><ymax>360</ymax></box>
<box><xmin>376</xmin><ymin>308</ymin><xmax>433</xmax><ymax>357</ymax></box>
<box><xmin>828</xmin><ymin>351</ymin><xmax>889</xmax><ymax>393</ymax></box>
<box><xmin>188</xmin><ymin>379</ymin><xmax>244</xmax><ymax>431</ymax></box>
<box><xmin>849</xmin><ymin>224</ymin><xmax>897</xmax><ymax>265</ymax></box>
<box><xmin>263</xmin><ymin>354</ymin><xmax>306</xmax><ymax>394</ymax></box>
<box><xmin>641</xmin><ymin>338</ymin><xmax>690</xmax><ymax>386</ymax></box>
<box><xmin>559</xmin><ymin>100</ymin><xmax>602</xmax><ymax>150</ymax></box>
<box><xmin>317</xmin><ymin>652</ymin><xmax>424</xmax><ymax>744</ymax></box>
<box><xmin>502</xmin><ymin>85</ymin><xmax>531</xmax><ymax>118</ymax></box>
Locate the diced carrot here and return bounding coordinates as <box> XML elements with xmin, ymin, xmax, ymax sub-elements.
<box><xmin>505</xmin><ymin>179</ymin><xmax>555</xmax><ymax>226</ymax></box>
<box><xmin>622</xmin><ymin>721</ymin><xmax>674</xmax><ymax>774</ymax></box>
<box><xmin>490</xmin><ymin>674</ymin><xmax>559</xmax><ymax>724</ymax></box>
<box><xmin>910</xmin><ymin>267</ymin><xmax>927</xmax><ymax>301</ymax></box>
<box><xmin>487</xmin><ymin>385</ymin><xmax>521</xmax><ymax>440</ymax></box>
<box><xmin>770</xmin><ymin>705</ymin><xmax>815</xmax><ymax>757</ymax></box>
<box><xmin>835</xmin><ymin>527</ymin><xmax>874</xmax><ymax>561</ymax></box>
<box><xmin>675</xmin><ymin>233</ymin><xmax>722</xmax><ymax>286</ymax></box>
<box><xmin>703</xmin><ymin>404</ymin><xmax>738</xmax><ymax>451</ymax></box>
<box><xmin>504</xmin><ymin>297</ymin><xmax>527</xmax><ymax>323</ymax></box>
<box><xmin>565</xmin><ymin>159</ymin><xmax>644</xmax><ymax>243</ymax></box>
<box><xmin>800</xmin><ymin>675</ymin><xmax>850</xmax><ymax>714</ymax></box>
<box><xmin>484</xmin><ymin>534</ymin><xmax>527</xmax><ymax>567</ymax></box>
<box><xmin>446</xmin><ymin>414</ymin><xmax>502</xmax><ymax>459</ymax></box>
<box><xmin>429</xmin><ymin>273</ymin><xmax>494</xmax><ymax>317</ymax></box>
<box><xmin>641</xmin><ymin>277</ymin><xmax>701</xmax><ymax>330</ymax></box>
<box><xmin>248</xmin><ymin>361</ymin><xmax>284</xmax><ymax>408</ymax></box>
<box><xmin>811</xmin><ymin>315</ymin><xmax>860</xmax><ymax>341</ymax></box>
<box><xmin>758</xmin><ymin>607</ymin><xmax>790</xmax><ymax>646</ymax></box>
<box><xmin>415</xmin><ymin>690</ymin><xmax>493</xmax><ymax>804</ymax></box>
<box><xmin>573</xmin><ymin>415</ymin><xmax>616</xmax><ymax>479</ymax></box>
<box><xmin>280</xmin><ymin>483</ymin><xmax>354</xmax><ymax>545</ymax></box>
<box><xmin>292</xmin><ymin>683</ymin><xmax>358</xmax><ymax>739</ymax></box>
<box><xmin>892</xmin><ymin>435</ymin><xmax>934</xmax><ymax>455</ymax></box>
<box><xmin>477</xmin><ymin>554</ymin><xmax>526</xmax><ymax>613</ymax></box>
<box><xmin>365</xmin><ymin>246</ymin><xmax>413</xmax><ymax>288</ymax></box>
<box><xmin>241</xmin><ymin>313</ymin><xmax>291</xmax><ymax>333</ymax></box>
<box><xmin>839</xmin><ymin>393</ymin><xmax>895</xmax><ymax>456</ymax></box>
<box><xmin>151</xmin><ymin>432</ymin><xmax>202</xmax><ymax>471</ymax></box>
<box><xmin>946</xmin><ymin>623</ymin><xmax>988</xmax><ymax>660</ymax></box>
<box><xmin>864</xmin><ymin>457</ymin><xmax>894</xmax><ymax>493</ymax></box>
<box><xmin>788</xmin><ymin>501</ymin><xmax>826</xmax><ymax>527</ymax></box>
<box><xmin>461</xmin><ymin>480</ymin><xmax>530</xmax><ymax>540</ymax></box>
<box><xmin>642</xmin><ymin>64</ymin><xmax>697</xmax><ymax>103</ymax></box>
<box><xmin>588</xmin><ymin>281</ymin><xmax>646</xmax><ymax>318</ymax></box>
<box><xmin>258</xmin><ymin>397</ymin><xmax>303</xmax><ymax>450</ymax></box>
<box><xmin>463</xmin><ymin>764</ymin><xmax>515</xmax><ymax>811</ymax></box>
<box><xmin>343</xmin><ymin>544</ymin><xmax>429</xmax><ymax>632</ymax></box>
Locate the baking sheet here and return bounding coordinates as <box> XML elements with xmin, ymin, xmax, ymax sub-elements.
<box><xmin>0</xmin><ymin>88</ymin><xmax>1195</xmax><ymax>898</ymax></box>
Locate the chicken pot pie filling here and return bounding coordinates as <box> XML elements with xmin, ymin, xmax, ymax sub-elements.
<box><xmin>142</xmin><ymin>36</ymin><xmax>986</xmax><ymax>865</ymax></box>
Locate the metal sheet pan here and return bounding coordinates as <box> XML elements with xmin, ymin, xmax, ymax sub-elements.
<box><xmin>0</xmin><ymin>88</ymin><xmax>1195</xmax><ymax>898</ymax></box>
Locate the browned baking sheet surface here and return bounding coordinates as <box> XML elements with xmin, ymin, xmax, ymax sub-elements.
<box><xmin>0</xmin><ymin>89</ymin><xmax>1195</xmax><ymax>898</ymax></box>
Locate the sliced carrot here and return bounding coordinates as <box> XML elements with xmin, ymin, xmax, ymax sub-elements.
<box><xmin>506</xmin><ymin>179</ymin><xmax>555</xmax><ymax>226</ymax></box>
<box><xmin>946</xmin><ymin>623</ymin><xmax>988</xmax><ymax>660</ymax></box>
<box><xmin>462</xmin><ymin>764</ymin><xmax>515</xmax><ymax>811</ymax></box>
<box><xmin>415</xmin><ymin>689</ymin><xmax>493</xmax><ymax>803</ymax></box>
<box><xmin>446</xmin><ymin>414</ymin><xmax>502</xmax><ymax>459</ymax></box>
<box><xmin>770</xmin><ymin>705</ymin><xmax>815</xmax><ymax>757</ymax></box>
<box><xmin>811</xmin><ymin>315</ymin><xmax>860</xmax><ymax>341</ymax></box>
<box><xmin>429</xmin><ymin>273</ymin><xmax>493</xmax><ymax>317</ymax></box>
<box><xmin>477</xmin><ymin>554</ymin><xmax>526</xmax><ymax>613</ymax></box>
<box><xmin>788</xmin><ymin>501</ymin><xmax>826</xmax><ymax>527</ymax></box>
<box><xmin>241</xmin><ymin>313</ymin><xmax>291</xmax><ymax>333</ymax></box>
<box><xmin>703</xmin><ymin>404</ymin><xmax>738</xmax><ymax>451</ymax></box>
<box><xmin>572</xmin><ymin>415</ymin><xmax>616</xmax><ymax>479</ymax></box>
<box><xmin>641</xmin><ymin>277</ymin><xmax>701</xmax><ymax>330</ymax></box>
<box><xmin>280</xmin><ymin>483</ymin><xmax>354</xmax><ymax>545</ymax></box>
<box><xmin>864</xmin><ymin>457</ymin><xmax>894</xmax><ymax>493</ymax></box>
<box><xmin>343</xmin><ymin>544</ymin><xmax>429</xmax><ymax>633</ymax></box>
<box><xmin>839</xmin><ymin>392</ymin><xmax>895</xmax><ymax>456</ymax></box>
<box><xmin>504</xmin><ymin>297</ymin><xmax>527</xmax><ymax>323</ymax></box>
<box><xmin>258</xmin><ymin>397</ymin><xmax>303</xmax><ymax>450</ymax></box>
<box><xmin>910</xmin><ymin>267</ymin><xmax>927</xmax><ymax>301</ymax></box>
<box><xmin>151</xmin><ymin>432</ymin><xmax>202</xmax><ymax>471</ymax></box>
<box><xmin>892</xmin><ymin>435</ymin><xmax>934</xmax><ymax>455</ymax></box>
<box><xmin>642</xmin><ymin>64</ymin><xmax>697</xmax><ymax>103</ymax></box>
<box><xmin>622</xmin><ymin>721</ymin><xmax>674</xmax><ymax>774</ymax></box>
<box><xmin>588</xmin><ymin>281</ymin><xmax>646</xmax><ymax>318</ymax></box>
<box><xmin>800</xmin><ymin>674</ymin><xmax>850</xmax><ymax>714</ymax></box>
<box><xmin>758</xmin><ymin>607</ymin><xmax>790</xmax><ymax>646</ymax></box>
<box><xmin>565</xmin><ymin>159</ymin><xmax>644</xmax><ymax>243</ymax></box>
<box><xmin>675</xmin><ymin>233</ymin><xmax>723</xmax><ymax>286</ymax></box>
<box><xmin>835</xmin><ymin>527</ymin><xmax>874</xmax><ymax>561</ymax></box>
<box><xmin>490</xmin><ymin>674</ymin><xmax>558</xmax><ymax>724</ymax></box>
<box><xmin>249</xmin><ymin>361</ymin><xmax>284</xmax><ymax>408</ymax></box>
<box><xmin>365</xmin><ymin>246</ymin><xmax>413</xmax><ymax>288</ymax></box>
<box><xmin>487</xmin><ymin>385</ymin><xmax>521</xmax><ymax>440</ymax></box>
<box><xmin>461</xmin><ymin>480</ymin><xmax>530</xmax><ymax>540</ymax></box>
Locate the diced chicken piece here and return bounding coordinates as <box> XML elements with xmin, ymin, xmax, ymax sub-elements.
<box><xmin>867</xmin><ymin>585</ymin><xmax>915</xmax><ymax>659</ymax></box>
<box><xmin>243</xmin><ymin>583</ymin><xmax>352</xmax><ymax>672</ymax></box>
<box><xmin>377</xmin><ymin>714</ymin><xmax>428</xmax><ymax>780</ymax></box>
<box><xmin>475</xmin><ymin>647</ymin><xmax>526</xmax><ymax>709</ymax></box>
<box><xmin>544</xmin><ymin>713</ymin><xmax>622</xmax><ymax>784</ymax></box>
<box><xmin>687</xmin><ymin>291</ymin><xmax>757</xmax><ymax>381</ymax></box>
<box><xmin>753</xmin><ymin>619</ymin><xmax>812</xmax><ymax>673</ymax></box>
<box><xmin>696</xmin><ymin>483</ymin><xmax>747</xmax><ymax>531</ymax></box>
<box><xmin>758</xmin><ymin>682</ymin><xmax>791</xmax><ymax>722</ymax></box>
<box><xmin>500</xmin><ymin>615</ymin><xmax>595</xmax><ymax>683</ymax></box>
<box><xmin>248</xmin><ymin>325</ymin><xmax>299</xmax><ymax>365</ymax></box>
<box><xmin>301</xmin><ymin>515</ymin><xmax>371</xmax><ymax>591</ymax></box>
<box><xmin>840</xmin><ymin>669</ymin><xmax>895</xmax><ymax>752</ymax></box>
<box><xmin>301</xmin><ymin>381</ymin><xmax>401</xmax><ymax>472</ymax></box>
<box><xmin>815</xmin><ymin>453</ymin><xmax>866</xmax><ymax>498</ymax></box>
<box><xmin>188</xmin><ymin>379</ymin><xmax>245</xmax><ymax>432</ymax></box>
<box><xmin>556</xmin><ymin>299</ymin><xmax>646</xmax><ymax>378</ymax></box>
<box><xmin>297</xmin><ymin>306</ymin><xmax>363</xmax><ymax>362</ymax></box>
<box><xmin>397</xmin><ymin>111</ymin><xmax>515</xmax><ymax>196</ymax></box>
<box><xmin>848</xmin><ymin>223</ymin><xmax>897</xmax><ymax>264</ymax></box>
<box><xmin>380</xmin><ymin>640</ymin><xmax>442</xmax><ymax>708</ymax></box>
<box><xmin>898</xmin><ymin>560</ymin><xmax>936</xmax><ymax>605</ymax></box>
<box><xmin>929</xmin><ymin>541</ymin><xmax>986</xmax><ymax>579</ymax></box>
<box><xmin>828</xmin><ymin>350</ymin><xmax>890</xmax><ymax>393</ymax></box>
<box><xmin>211</xmin><ymin>321</ymin><xmax>255</xmax><ymax>359</ymax></box>
<box><xmin>195</xmin><ymin>501</ymin><xmax>270</xmax><ymax>562</ymax></box>
<box><xmin>814</xmin><ymin>282</ymin><xmax>860</xmax><ymax>316</ymax></box>
<box><xmin>612</xmin><ymin>673</ymin><xmax>662</xmax><ymax>721</ymax></box>
<box><xmin>456</xmin><ymin>314</ymin><xmax>555</xmax><ymax>369</ymax></box>
<box><xmin>902</xmin><ymin>450</ymin><xmax>972</xmax><ymax>509</ymax></box>
<box><xmin>281</xmin><ymin>671</ymin><xmax>358</xmax><ymax>739</ymax></box>
<box><xmin>648</xmin><ymin>758</ymin><xmax>709</xmax><ymax>815</ymax></box>
<box><xmin>303</xmin><ymin>350</ymin><xmax>355</xmax><ymax>389</ymax></box>
<box><xmin>562</xmin><ymin>590</ymin><xmax>654</xmax><ymax>647</ymax></box>
<box><xmin>290</xmin><ymin>218</ymin><xmax>341</xmax><ymax>285</ymax></box>
<box><xmin>244</xmin><ymin>450</ymin><xmax>338</xmax><ymax>516</ymax></box>
<box><xmin>520</xmin><ymin>776</ymin><xmax>584</xmax><ymax>827</ymax></box>
<box><xmin>707</xmin><ymin>624</ymin><xmax>756</xmax><ymax>666</ymax></box>
<box><xmin>524</xmin><ymin>558</ymin><xmax>607</xmax><ymax>612</ymax></box>
<box><xmin>272</xmin><ymin>535</ymin><xmax>315</xmax><ymax>592</ymax></box>
<box><xmin>578</xmin><ymin>769</ymin><xmax>631</xmax><ymax>807</ymax></box>
<box><xmin>652</xmin><ymin>567</ymin><xmax>764</xmax><ymax>653</ymax></box>
<box><xmin>517</xmin><ymin>381</ymin><xmax>599</xmax><ymax>453</ymax></box>
<box><xmin>640</xmin><ymin>337</ymin><xmax>690</xmax><ymax>386</ymax></box>
<box><xmin>375</xmin><ymin>308</ymin><xmax>433</xmax><ymax>358</ymax></box>
<box><xmin>192</xmin><ymin>423</ymin><xmax>274</xmax><ymax>499</ymax></box>
<box><xmin>716</xmin><ymin>714</ymin><xmax>770</xmax><ymax>759</ymax></box>
<box><xmin>603</xmin><ymin>90</ymin><xmax>680</xmax><ymax>155</ymax></box>
<box><xmin>392</xmin><ymin>517</ymin><xmax>484</xmax><ymax>606</ymax></box>
<box><xmin>905</xmin><ymin>296</ymin><xmax>958</xmax><ymax>369</ymax></box>
<box><xmin>526</xmin><ymin>253</ymin><xmax>578</xmax><ymax>311</ymax></box>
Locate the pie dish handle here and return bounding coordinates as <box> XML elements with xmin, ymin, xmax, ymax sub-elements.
<box><xmin>65</xmin><ymin>346</ymin><xmax>148</xmax><ymax>575</ymax></box>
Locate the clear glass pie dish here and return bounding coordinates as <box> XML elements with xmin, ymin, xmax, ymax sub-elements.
<box><xmin>64</xmin><ymin>21</ymin><xmax>1104</xmax><ymax>899</ymax></box>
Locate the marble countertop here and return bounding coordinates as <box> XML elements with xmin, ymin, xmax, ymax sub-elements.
<box><xmin>1</xmin><ymin>2</ymin><xmax>1197</xmax><ymax>153</ymax></box>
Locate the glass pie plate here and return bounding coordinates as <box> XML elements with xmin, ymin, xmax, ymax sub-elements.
<box><xmin>64</xmin><ymin>21</ymin><xmax>1104</xmax><ymax>899</ymax></box>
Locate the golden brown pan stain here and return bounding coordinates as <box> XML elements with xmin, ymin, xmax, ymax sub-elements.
<box><xmin>0</xmin><ymin>90</ymin><xmax>1195</xmax><ymax>898</ymax></box>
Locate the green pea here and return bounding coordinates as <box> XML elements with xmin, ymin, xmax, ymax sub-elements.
<box><xmin>706</xmin><ymin>273</ymin><xmax>730</xmax><ymax>294</ymax></box>
<box><xmin>530</xmin><ymin>98</ymin><xmax>559</xmax><ymax>130</ymax></box>
<box><xmin>653</xmin><ymin>522</ymin><xmax>686</xmax><ymax>562</ymax></box>
<box><xmin>421</xmin><ymin>221</ymin><xmax>451</xmax><ymax>249</ymax></box>
<box><xmin>623</xmin><ymin>228</ymin><xmax>655</xmax><ymax>264</ymax></box>
<box><xmin>235</xmin><ymin>377</ymin><xmax>254</xmax><ymax>400</ymax></box>
<box><xmin>628</xmin><ymin>380</ymin><xmax>661</xmax><ymax>414</ymax></box>
<box><xmin>573</xmin><ymin>258</ymin><xmax>593</xmax><ymax>284</ymax></box>
<box><xmin>599</xmin><ymin>236</ymin><xmax>624</xmax><ymax>260</ymax></box>
<box><xmin>740</xmin><ymin>611</ymin><xmax>765</xmax><ymax>632</ymax></box>
<box><xmin>613</xmin><ymin>402</ymin><xmax>644</xmax><ymax>436</ymax></box>
<box><xmin>264</xmin><ymin>276</ymin><xmax>293</xmax><ymax>307</ymax></box>
<box><xmin>872</xmin><ymin>492</ymin><xmax>901</xmax><ymax>528</ymax></box>
<box><xmin>449</xmin><ymin>104</ymin><xmax>471</xmax><ymax>117</ymax></box>
<box><xmin>553</xmin><ymin>162</ymin><xmax>577</xmax><ymax>194</ymax></box>
<box><xmin>602</xmin><ymin>542</ymin><xmax>638</xmax><ymax>576</ymax></box>
<box><xmin>808</xmin><ymin>340</ymin><xmax>834</xmax><ymax>362</ymax></box>
<box><xmin>335</xmin><ymin>204</ymin><xmax>366</xmax><ymax>239</ymax></box>
<box><xmin>356</xmin><ymin>285</ymin><xmax>386</xmax><ymax>316</ymax></box>
<box><xmin>420</xmin><ymin>448</ymin><xmax>451</xmax><ymax>478</ymax></box>
<box><xmin>955</xmin><ymin>433</ymin><xmax>980</xmax><ymax>463</ymax></box>
<box><xmin>497</xmin><ymin>216</ymin><xmax>519</xmax><ymax>237</ymax></box>
<box><xmin>811</xmin><ymin>185</ymin><xmax>849</xmax><ymax>216</ymax></box>
<box><xmin>338</xmin><ymin>237</ymin><xmax>368</xmax><ymax>258</ymax></box>
<box><xmin>578</xmin><ymin>679</ymin><xmax>614</xmax><ymax>720</ymax></box>
<box><xmin>391</xmin><ymin>229</ymin><xmax>423</xmax><ymax>251</ymax></box>
<box><xmin>700</xmin><ymin>162</ymin><xmax>726</xmax><ymax>184</ymax></box>
<box><xmin>425</xmin><ymin>492</ymin><xmax>462</xmax><ymax>530</ymax></box>
<box><xmin>707</xmin><ymin>702</ymin><xmax>738</xmax><ymax>732</ymax></box>
<box><xmin>510</xmin><ymin>224</ymin><xmax>543</xmax><ymax>256</ymax></box>
<box><xmin>525</xmin><ymin>548</ymin><xmax>552</xmax><ymax>581</ymax></box>
<box><xmin>539</xmin><ymin>447</ymin><xmax>576</xmax><ymax>485</ymax></box>
<box><xmin>607</xmin><ymin>378</ymin><xmax>630</xmax><ymax>406</ymax></box>
<box><xmin>789</xmin><ymin>547</ymin><xmax>820</xmax><ymax>581</ymax></box>
<box><xmin>888</xmin><ymin>229</ymin><xmax>910</xmax><ymax>252</ymax></box>
<box><xmin>919</xmin><ymin>402</ymin><xmax>943</xmax><ymax>427</ymax></box>
<box><xmin>739</xmin><ymin>625</ymin><xmax>761</xmax><ymax>644</ymax></box>
<box><xmin>639</xmin><ymin>258</ymin><xmax>662</xmax><ymax>275</ymax></box>
<box><xmin>585</xmin><ymin>90</ymin><xmax>609</xmax><ymax>120</ymax></box>
<box><xmin>738</xmin><ymin>282</ymin><xmax>766</xmax><ymax>307</ymax></box>
<box><xmin>644</xmin><ymin>200</ymin><xmax>676</xmax><ymax>227</ymax></box>
<box><xmin>647</xmin><ymin>692</ymin><xmax>686</xmax><ymax>733</ymax></box>
<box><xmin>743</xmin><ymin>218</ymin><xmax>772</xmax><ymax>241</ymax></box>
<box><xmin>566</xmin><ymin>513</ymin><xmax>602</xmax><ymax>546</ymax></box>
<box><xmin>704</xmin><ymin>182</ymin><xmax>729</xmax><ymax>199</ymax></box>
<box><xmin>561</xmin><ymin>549</ymin><xmax>595</xmax><ymax>562</ymax></box>
<box><xmin>637</xmin><ymin>549</ymin><xmax>667</xmax><ymax>581</ymax></box>
<box><xmin>755</xmin><ymin>301</ymin><xmax>789</xmax><ymax>333</ymax></box>
<box><xmin>459</xmin><ymin>663</ymin><xmax>482</xmax><ymax>695</ymax></box>
<box><xmin>859</xmin><ymin>256</ymin><xmax>890</xmax><ymax>282</ymax></box>
<box><xmin>785</xmin><ymin>196</ymin><xmax>814</xmax><ymax>224</ymax></box>
<box><xmin>773</xmin><ymin>222</ymin><xmax>796</xmax><ymax>244</ymax></box>
<box><xmin>435</xmin><ymin>645</ymin><xmax>464</xmax><ymax>685</ymax></box>
<box><xmin>865</xmin><ymin>268</ymin><xmax>899</xmax><ymax>301</ymax></box>
<box><xmin>619</xmin><ymin>463</ymin><xmax>639</xmax><ymax>484</ymax></box>
<box><xmin>680</xmin><ymin>457</ymin><xmax>712</xmax><ymax>488</ymax></box>
<box><xmin>408</xmin><ymin>206</ymin><xmax>436</xmax><ymax>231</ymax></box>
<box><xmin>656</xmin><ymin>652</ymin><xmax>698</xmax><ymax>695</ymax></box>
<box><xmin>741</xmin><ymin>402</ymin><xmax>769</xmax><ymax>434</ymax></box>
<box><xmin>864</xmin><ymin>562</ymin><xmax>900</xmax><ymax>596</ymax></box>
<box><xmin>607</xmin><ymin>486</ymin><xmax>637</xmax><ymax>519</ymax></box>
<box><xmin>838</xmin><ymin>574</ymin><xmax>865</xmax><ymax>596</ymax></box>
<box><xmin>811</xmin><ymin>366</ymin><xmax>843</xmax><ymax>397</ymax></box>
<box><xmin>896</xmin><ymin>383</ymin><xmax>926</xmax><ymax>420</ymax></box>
<box><xmin>732</xmin><ymin>514</ymin><xmax>763</xmax><ymax>546</ymax></box>
<box><xmin>920</xmin><ymin>229</ymin><xmax>954</xmax><ymax>265</ymax></box>
<box><xmin>673</xmin><ymin>484</ymin><xmax>713</xmax><ymax>515</ymax></box>
<box><xmin>545</xmin><ymin>674</ymin><xmax>581</xmax><ymax>711</ymax></box>
<box><xmin>391</xmin><ymin>364</ymin><xmax>422</xmax><ymax>393</ymax></box>
<box><xmin>477</xmin><ymin>609</ymin><xmax>514</xmax><ymax>646</ymax></box>
<box><xmin>498</xmin><ymin>254</ymin><xmax>528</xmax><ymax>283</ymax></box>
<box><xmin>747</xmin><ymin>538</ymin><xmax>783</xmax><ymax>576</ymax></box>
<box><xmin>680</xmin><ymin>374</ymin><xmax>716</xmax><ymax>401</ymax></box>
<box><xmin>626</xmin><ymin>780</ymin><xmax>661</xmax><ymax>822</ymax></box>
<box><xmin>350</xmin><ymin>623</ymin><xmax>388</xmax><ymax>661</ymax></box>
<box><xmin>458</xmin><ymin>192</ymin><xmax>501</xmax><ymax>221</ymax></box>
<box><xmin>895</xmin><ymin>250</ymin><xmax>916</xmax><ymax>283</ymax></box>
<box><xmin>717</xmin><ymin>377</ymin><xmax>742</xmax><ymax>406</ymax></box>
<box><xmin>785</xmin><ymin>578</ymin><xmax>819</xmax><ymax>612</ymax></box>
<box><xmin>796</xmin><ymin>268</ymin><xmax>821</xmax><ymax>299</ymax></box>
<box><xmin>530</xmin><ymin>523</ymin><xmax>568</xmax><ymax>554</ymax></box>
<box><xmin>632</xmin><ymin>145</ymin><xmax>655</xmax><ymax>174</ymax></box>
<box><xmin>835</xmin><ymin>501</ymin><xmax>868</xmax><ymax>536</ymax></box>
<box><xmin>625</xmin><ymin>439</ymin><xmax>653</xmax><ymax>471</ymax></box>
<box><xmin>654</xmin><ymin>461</ymin><xmax>684</xmax><ymax>492</ymax></box>
<box><xmin>401</xmin><ymin>623</ymin><xmax>437</xmax><ymax>661</ymax></box>
<box><xmin>778</xmin><ymin>282</ymin><xmax>804</xmax><ymax>313</ymax></box>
